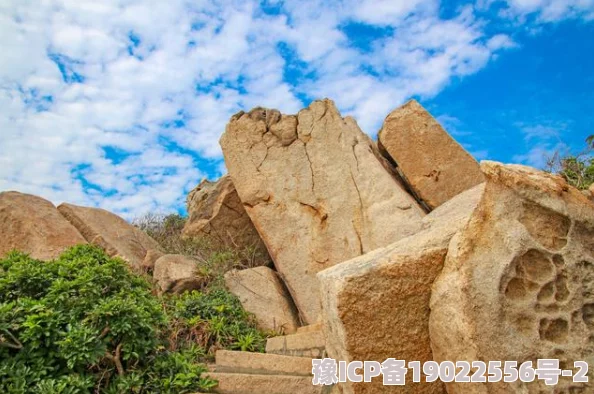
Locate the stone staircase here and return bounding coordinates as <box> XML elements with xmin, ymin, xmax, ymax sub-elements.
<box><xmin>204</xmin><ymin>324</ymin><xmax>335</xmax><ymax>394</ymax></box>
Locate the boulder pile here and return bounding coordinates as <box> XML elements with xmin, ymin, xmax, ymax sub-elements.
<box><xmin>2</xmin><ymin>98</ymin><xmax>593</xmax><ymax>393</ymax></box>
<box><xmin>216</xmin><ymin>99</ymin><xmax>594</xmax><ymax>393</ymax></box>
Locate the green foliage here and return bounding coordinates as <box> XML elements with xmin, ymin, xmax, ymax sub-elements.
<box><xmin>557</xmin><ymin>155</ymin><xmax>594</xmax><ymax>190</ymax></box>
<box><xmin>165</xmin><ymin>289</ymin><xmax>268</xmax><ymax>355</ymax></box>
<box><xmin>0</xmin><ymin>245</ymin><xmax>219</xmax><ymax>393</ymax></box>
<box><xmin>546</xmin><ymin>136</ymin><xmax>594</xmax><ymax>190</ymax></box>
<box><xmin>133</xmin><ymin>212</ymin><xmax>272</xmax><ymax>288</ymax></box>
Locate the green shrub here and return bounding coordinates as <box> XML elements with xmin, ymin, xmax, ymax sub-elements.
<box><xmin>0</xmin><ymin>245</ymin><xmax>217</xmax><ymax>393</ymax></box>
<box><xmin>133</xmin><ymin>212</ymin><xmax>273</xmax><ymax>288</ymax></box>
<box><xmin>557</xmin><ymin>155</ymin><xmax>594</xmax><ymax>190</ymax></box>
<box><xmin>546</xmin><ymin>136</ymin><xmax>594</xmax><ymax>190</ymax></box>
<box><xmin>164</xmin><ymin>289</ymin><xmax>268</xmax><ymax>356</ymax></box>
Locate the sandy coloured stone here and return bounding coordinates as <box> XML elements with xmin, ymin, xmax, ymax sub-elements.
<box><xmin>57</xmin><ymin>203</ymin><xmax>162</xmax><ymax>270</ymax></box>
<box><xmin>183</xmin><ymin>175</ymin><xmax>269</xmax><ymax>260</ymax></box>
<box><xmin>0</xmin><ymin>191</ymin><xmax>87</xmax><ymax>260</ymax></box>
<box><xmin>225</xmin><ymin>266</ymin><xmax>300</xmax><ymax>334</ymax></box>
<box><xmin>213</xmin><ymin>350</ymin><xmax>313</xmax><ymax>376</ymax></box>
<box><xmin>220</xmin><ymin>99</ymin><xmax>425</xmax><ymax>323</ymax></box>
<box><xmin>378</xmin><ymin>99</ymin><xmax>484</xmax><ymax>209</ymax></box>
<box><xmin>206</xmin><ymin>372</ymin><xmax>323</xmax><ymax>394</ymax></box>
<box><xmin>430</xmin><ymin>161</ymin><xmax>594</xmax><ymax>393</ymax></box>
<box><xmin>266</xmin><ymin>330</ymin><xmax>326</xmax><ymax>358</ymax></box>
<box><xmin>317</xmin><ymin>184</ymin><xmax>484</xmax><ymax>394</ymax></box>
<box><xmin>141</xmin><ymin>248</ymin><xmax>164</xmax><ymax>271</ymax></box>
<box><xmin>153</xmin><ymin>254</ymin><xmax>205</xmax><ymax>294</ymax></box>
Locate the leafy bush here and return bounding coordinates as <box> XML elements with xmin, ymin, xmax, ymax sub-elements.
<box><xmin>164</xmin><ymin>289</ymin><xmax>267</xmax><ymax>355</ymax></box>
<box><xmin>546</xmin><ymin>137</ymin><xmax>594</xmax><ymax>190</ymax></box>
<box><xmin>557</xmin><ymin>156</ymin><xmax>594</xmax><ymax>190</ymax></box>
<box><xmin>0</xmin><ymin>245</ymin><xmax>218</xmax><ymax>393</ymax></box>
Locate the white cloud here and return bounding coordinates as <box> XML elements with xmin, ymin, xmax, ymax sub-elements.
<box><xmin>513</xmin><ymin>122</ymin><xmax>570</xmax><ymax>168</ymax></box>
<box><xmin>520</xmin><ymin>123</ymin><xmax>564</xmax><ymax>141</ymax></box>
<box><xmin>0</xmin><ymin>0</ymin><xmax>559</xmax><ymax>219</ymax></box>
<box><xmin>512</xmin><ymin>142</ymin><xmax>570</xmax><ymax>168</ymax></box>
<box><xmin>498</xmin><ymin>0</ymin><xmax>594</xmax><ymax>22</ymax></box>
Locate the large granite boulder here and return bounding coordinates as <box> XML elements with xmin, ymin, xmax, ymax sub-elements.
<box><xmin>317</xmin><ymin>184</ymin><xmax>484</xmax><ymax>394</ymax></box>
<box><xmin>57</xmin><ymin>203</ymin><xmax>162</xmax><ymax>270</ymax></box>
<box><xmin>182</xmin><ymin>175</ymin><xmax>269</xmax><ymax>259</ymax></box>
<box><xmin>225</xmin><ymin>266</ymin><xmax>300</xmax><ymax>334</ymax></box>
<box><xmin>430</xmin><ymin>161</ymin><xmax>594</xmax><ymax>393</ymax></box>
<box><xmin>0</xmin><ymin>191</ymin><xmax>87</xmax><ymax>260</ymax></box>
<box><xmin>220</xmin><ymin>99</ymin><xmax>425</xmax><ymax>323</ymax></box>
<box><xmin>153</xmin><ymin>254</ymin><xmax>205</xmax><ymax>294</ymax></box>
<box><xmin>378</xmin><ymin>99</ymin><xmax>484</xmax><ymax>209</ymax></box>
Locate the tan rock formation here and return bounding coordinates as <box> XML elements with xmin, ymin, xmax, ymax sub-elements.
<box><xmin>0</xmin><ymin>191</ymin><xmax>87</xmax><ymax>260</ymax></box>
<box><xmin>57</xmin><ymin>203</ymin><xmax>162</xmax><ymax>270</ymax></box>
<box><xmin>430</xmin><ymin>161</ymin><xmax>594</xmax><ymax>393</ymax></box>
<box><xmin>142</xmin><ymin>249</ymin><xmax>164</xmax><ymax>272</ymax></box>
<box><xmin>183</xmin><ymin>175</ymin><xmax>269</xmax><ymax>260</ymax></box>
<box><xmin>225</xmin><ymin>266</ymin><xmax>300</xmax><ymax>334</ymax></box>
<box><xmin>378</xmin><ymin>99</ymin><xmax>484</xmax><ymax>209</ymax></box>
<box><xmin>153</xmin><ymin>254</ymin><xmax>205</xmax><ymax>294</ymax></box>
<box><xmin>317</xmin><ymin>184</ymin><xmax>485</xmax><ymax>394</ymax></box>
<box><xmin>220</xmin><ymin>99</ymin><xmax>425</xmax><ymax>323</ymax></box>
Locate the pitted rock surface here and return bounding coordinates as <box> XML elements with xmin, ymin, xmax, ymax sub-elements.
<box><xmin>430</xmin><ymin>161</ymin><xmax>594</xmax><ymax>394</ymax></box>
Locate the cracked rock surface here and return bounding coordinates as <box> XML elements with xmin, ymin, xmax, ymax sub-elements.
<box><xmin>378</xmin><ymin>99</ymin><xmax>484</xmax><ymax>209</ymax></box>
<box><xmin>430</xmin><ymin>161</ymin><xmax>594</xmax><ymax>394</ymax></box>
<box><xmin>182</xmin><ymin>174</ymin><xmax>269</xmax><ymax>261</ymax></box>
<box><xmin>220</xmin><ymin>99</ymin><xmax>425</xmax><ymax>323</ymax></box>
<box><xmin>318</xmin><ymin>183</ymin><xmax>484</xmax><ymax>394</ymax></box>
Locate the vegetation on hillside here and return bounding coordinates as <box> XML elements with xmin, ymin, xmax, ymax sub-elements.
<box><xmin>133</xmin><ymin>213</ymin><xmax>271</xmax><ymax>288</ymax></box>
<box><xmin>0</xmin><ymin>244</ymin><xmax>268</xmax><ymax>394</ymax></box>
<box><xmin>547</xmin><ymin>136</ymin><xmax>594</xmax><ymax>190</ymax></box>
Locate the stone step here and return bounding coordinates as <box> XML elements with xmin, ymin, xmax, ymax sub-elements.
<box><xmin>296</xmin><ymin>323</ymin><xmax>323</xmax><ymax>334</ymax></box>
<box><xmin>206</xmin><ymin>372</ymin><xmax>324</xmax><ymax>394</ymax></box>
<box><xmin>266</xmin><ymin>330</ymin><xmax>325</xmax><ymax>358</ymax></box>
<box><xmin>213</xmin><ymin>350</ymin><xmax>313</xmax><ymax>376</ymax></box>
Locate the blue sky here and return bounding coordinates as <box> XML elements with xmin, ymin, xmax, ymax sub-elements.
<box><xmin>1</xmin><ymin>0</ymin><xmax>593</xmax><ymax>218</ymax></box>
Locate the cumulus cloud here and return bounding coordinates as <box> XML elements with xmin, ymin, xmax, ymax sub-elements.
<box><xmin>495</xmin><ymin>0</ymin><xmax>594</xmax><ymax>22</ymax></box>
<box><xmin>1</xmin><ymin>0</ymin><xmax>581</xmax><ymax>218</ymax></box>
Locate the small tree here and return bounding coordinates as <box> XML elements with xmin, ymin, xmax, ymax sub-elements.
<box><xmin>546</xmin><ymin>136</ymin><xmax>594</xmax><ymax>190</ymax></box>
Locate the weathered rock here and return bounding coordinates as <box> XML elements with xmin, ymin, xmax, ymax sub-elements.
<box><xmin>430</xmin><ymin>161</ymin><xmax>594</xmax><ymax>393</ymax></box>
<box><xmin>266</xmin><ymin>330</ymin><xmax>326</xmax><ymax>358</ymax></box>
<box><xmin>220</xmin><ymin>99</ymin><xmax>425</xmax><ymax>323</ymax></box>
<box><xmin>225</xmin><ymin>266</ymin><xmax>300</xmax><ymax>334</ymax></box>
<box><xmin>153</xmin><ymin>254</ymin><xmax>204</xmax><ymax>294</ymax></box>
<box><xmin>213</xmin><ymin>350</ymin><xmax>313</xmax><ymax>376</ymax></box>
<box><xmin>378</xmin><ymin>99</ymin><xmax>484</xmax><ymax>209</ymax></box>
<box><xmin>206</xmin><ymin>372</ymin><xmax>322</xmax><ymax>394</ymax></box>
<box><xmin>297</xmin><ymin>323</ymin><xmax>323</xmax><ymax>335</ymax></box>
<box><xmin>183</xmin><ymin>175</ymin><xmax>269</xmax><ymax>259</ymax></box>
<box><xmin>0</xmin><ymin>191</ymin><xmax>87</xmax><ymax>260</ymax></box>
<box><xmin>142</xmin><ymin>249</ymin><xmax>164</xmax><ymax>272</ymax></box>
<box><xmin>317</xmin><ymin>184</ymin><xmax>484</xmax><ymax>394</ymax></box>
<box><xmin>57</xmin><ymin>203</ymin><xmax>162</xmax><ymax>270</ymax></box>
